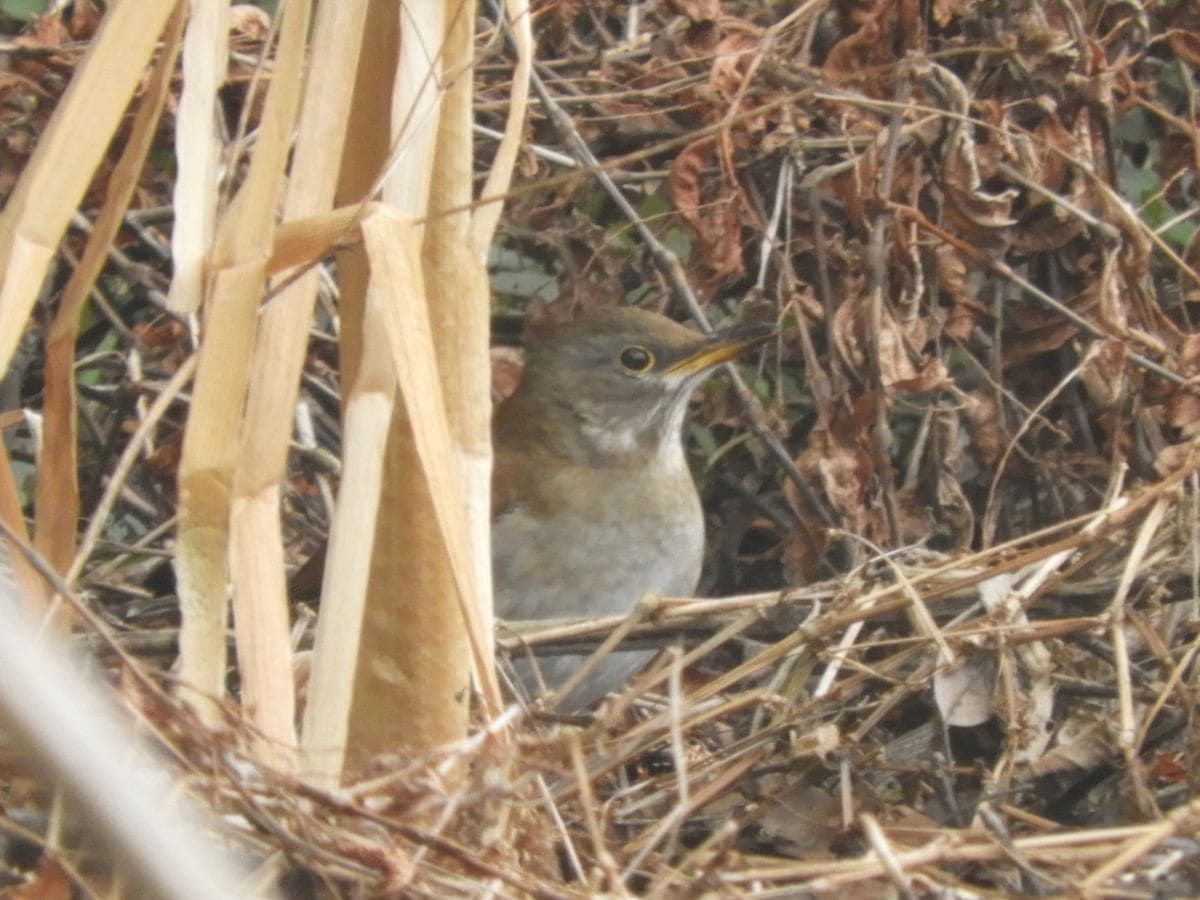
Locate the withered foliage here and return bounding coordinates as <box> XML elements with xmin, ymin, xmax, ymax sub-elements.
<box><xmin>489</xmin><ymin>0</ymin><xmax>1200</xmax><ymax>582</ymax></box>
<box><xmin>1</xmin><ymin>0</ymin><xmax>1199</xmax><ymax>896</ymax></box>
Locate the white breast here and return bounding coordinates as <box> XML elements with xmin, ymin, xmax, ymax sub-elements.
<box><xmin>493</xmin><ymin>456</ymin><xmax>704</xmax><ymax>708</ymax></box>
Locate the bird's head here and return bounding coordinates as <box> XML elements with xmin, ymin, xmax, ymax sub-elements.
<box><xmin>499</xmin><ymin>306</ymin><xmax>773</xmax><ymax>466</ymax></box>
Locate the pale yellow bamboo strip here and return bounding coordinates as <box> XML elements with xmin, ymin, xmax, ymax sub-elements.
<box><xmin>230</xmin><ymin>0</ymin><xmax>372</xmax><ymax>770</ymax></box>
<box><xmin>176</xmin><ymin>0</ymin><xmax>313</xmax><ymax>728</ymax></box>
<box><xmin>468</xmin><ymin>0</ymin><xmax>531</xmax><ymax>255</ymax></box>
<box><xmin>35</xmin><ymin>8</ymin><xmax>186</xmax><ymax>622</ymax></box>
<box><xmin>367</xmin><ymin>207</ymin><xmax>486</xmax><ymax>737</ymax></box>
<box><xmin>422</xmin><ymin>0</ymin><xmax>501</xmax><ymax>712</ymax></box>
<box><xmin>175</xmin><ymin>262</ymin><xmax>261</xmax><ymax>721</ymax></box>
<box><xmin>388</xmin><ymin>0</ymin><xmax>443</xmax><ymax>218</ymax></box>
<box><xmin>332</xmin><ymin>0</ymin><xmax>477</xmax><ymax>768</ymax></box>
<box><xmin>299</xmin><ymin>223</ymin><xmax>401</xmax><ymax>784</ymax></box>
<box><xmin>300</xmin><ymin>0</ymin><xmax>400</xmax><ymax>780</ymax></box>
<box><xmin>268</xmin><ymin>205</ymin><xmax>364</xmax><ymax>277</ymax></box>
<box><xmin>219</xmin><ymin>0</ymin><xmax>317</xmax><ymax>760</ymax></box>
<box><xmin>166</xmin><ymin>0</ymin><xmax>229</xmax><ymax>314</ymax></box>
<box><xmin>0</xmin><ymin>0</ymin><xmax>178</xmax><ymax>374</ymax></box>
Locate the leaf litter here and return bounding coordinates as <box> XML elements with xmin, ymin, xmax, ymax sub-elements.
<box><xmin>2</xmin><ymin>0</ymin><xmax>1200</xmax><ymax>895</ymax></box>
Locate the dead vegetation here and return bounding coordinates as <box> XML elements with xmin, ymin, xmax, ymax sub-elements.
<box><xmin>0</xmin><ymin>0</ymin><xmax>1199</xmax><ymax>896</ymax></box>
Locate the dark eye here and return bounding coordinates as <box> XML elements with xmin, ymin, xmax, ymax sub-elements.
<box><xmin>618</xmin><ymin>345</ymin><xmax>654</xmax><ymax>373</ymax></box>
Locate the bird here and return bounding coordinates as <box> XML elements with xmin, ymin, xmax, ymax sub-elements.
<box><xmin>494</xmin><ymin>306</ymin><xmax>773</xmax><ymax>709</ymax></box>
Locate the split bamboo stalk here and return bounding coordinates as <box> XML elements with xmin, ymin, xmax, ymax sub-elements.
<box><xmin>174</xmin><ymin>0</ymin><xmax>313</xmax><ymax>727</ymax></box>
<box><xmin>305</xmin><ymin>0</ymin><xmax>480</xmax><ymax>782</ymax></box>
<box><xmin>299</xmin><ymin>0</ymin><xmax>405</xmax><ymax>784</ymax></box>
<box><xmin>302</xmin><ymin>0</ymin><xmax>524</xmax><ymax>782</ymax></box>
<box><xmin>167</xmin><ymin>0</ymin><xmax>228</xmax><ymax>314</ymax></box>
<box><xmin>420</xmin><ymin>0</ymin><xmax>532</xmax><ymax>714</ymax></box>
<box><xmin>340</xmin><ymin>0</ymin><xmax>476</xmax><ymax>768</ymax></box>
<box><xmin>229</xmin><ymin>0</ymin><xmax>371</xmax><ymax>769</ymax></box>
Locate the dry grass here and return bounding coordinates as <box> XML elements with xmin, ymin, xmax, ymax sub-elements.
<box><xmin>0</xmin><ymin>0</ymin><xmax>1198</xmax><ymax>896</ymax></box>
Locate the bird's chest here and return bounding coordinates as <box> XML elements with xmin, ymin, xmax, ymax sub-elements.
<box><xmin>493</xmin><ymin>462</ymin><xmax>704</xmax><ymax>621</ymax></box>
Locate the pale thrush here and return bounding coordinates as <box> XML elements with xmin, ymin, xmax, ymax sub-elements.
<box><xmin>494</xmin><ymin>306</ymin><xmax>772</xmax><ymax>708</ymax></box>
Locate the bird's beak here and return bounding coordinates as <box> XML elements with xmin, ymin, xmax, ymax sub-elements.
<box><xmin>666</xmin><ymin>321</ymin><xmax>775</xmax><ymax>376</ymax></box>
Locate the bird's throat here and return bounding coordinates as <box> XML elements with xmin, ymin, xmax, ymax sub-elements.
<box><xmin>571</xmin><ymin>391</ymin><xmax>692</xmax><ymax>469</ymax></box>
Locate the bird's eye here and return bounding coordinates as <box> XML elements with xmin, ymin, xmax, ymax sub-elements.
<box><xmin>618</xmin><ymin>345</ymin><xmax>654</xmax><ymax>373</ymax></box>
